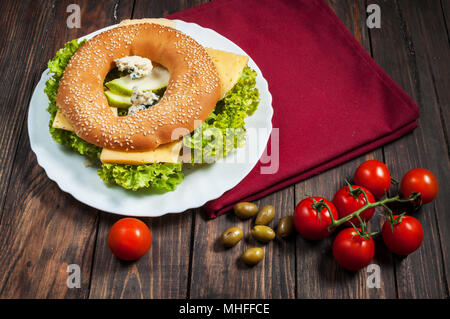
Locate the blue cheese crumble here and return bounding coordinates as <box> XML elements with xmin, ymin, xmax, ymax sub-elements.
<box><xmin>128</xmin><ymin>87</ymin><xmax>159</xmax><ymax>115</ymax></box>
<box><xmin>114</xmin><ymin>56</ymin><xmax>153</xmax><ymax>79</ymax></box>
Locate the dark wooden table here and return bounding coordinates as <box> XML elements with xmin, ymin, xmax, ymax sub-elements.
<box><xmin>0</xmin><ymin>0</ymin><xmax>448</xmax><ymax>299</ymax></box>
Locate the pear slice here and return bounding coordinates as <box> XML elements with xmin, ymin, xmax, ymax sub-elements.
<box><xmin>105</xmin><ymin>65</ymin><xmax>170</xmax><ymax>96</ymax></box>
<box><xmin>104</xmin><ymin>90</ymin><xmax>132</xmax><ymax>108</ymax></box>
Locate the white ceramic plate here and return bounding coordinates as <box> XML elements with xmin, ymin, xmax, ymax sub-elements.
<box><xmin>28</xmin><ymin>20</ymin><xmax>273</xmax><ymax>217</ymax></box>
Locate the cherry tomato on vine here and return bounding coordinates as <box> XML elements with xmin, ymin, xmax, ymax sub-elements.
<box><xmin>333</xmin><ymin>185</ymin><xmax>376</xmax><ymax>227</ymax></box>
<box><xmin>108</xmin><ymin>218</ymin><xmax>152</xmax><ymax>261</ymax></box>
<box><xmin>332</xmin><ymin>228</ymin><xmax>375</xmax><ymax>271</ymax></box>
<box><xmin>293</xmin><ymin>197</ymin><xmax>338</xmax><ymax>240</ymax></box>
<box><xmin>400</xmin><ymin>168</ymin><xmax>438</xmax><ymax>204</ymax></box>
<box><xmin>382</xmin><ymin>215</ymin><xmax>423</xmax><ymax>255</ymax></box>
<box><xmin>353</xmin><ymin>160</ymin><xmax>391</xmax><ymax>198</ymax></box>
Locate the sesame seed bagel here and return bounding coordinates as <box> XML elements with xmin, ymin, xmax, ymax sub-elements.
<box><xmin>56</xmin><ymin>23</ymin><xmax>220</xmax><ymax>151</ymax></box>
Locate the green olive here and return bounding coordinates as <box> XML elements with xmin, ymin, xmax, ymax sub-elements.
<box><xmin>251</xmin><ymin>225</ymin><xmax>276</xmax><ymax>243</ymax></box>
<box><xmin>255</xmin><ymin>205</ymin><xmax>276</xmax><ymax>225</ymax></box>
<box><xmin>220</xmin><ymin>227</ymin><xmax>243</xmax><ymax>248</ymax></box>
<box><xmin>241</xmin><ymin>248</ymin><xmax>264</xmax><ymax>265</ymax></box>
<box><xmin>233</xmin><ymin>202</ymin><xmax>258</xmax><ymax>219</ymax></box>
<box><xmin>277</xmin><ymin>216</ymin><xmax>294</xmax><ymax>238</ymax></box>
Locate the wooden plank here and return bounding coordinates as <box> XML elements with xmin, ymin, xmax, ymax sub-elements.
<box><xmin>189</xmin><ymin>188</ymin><xmax>296</xmax><ymax>298</ymax></box>
<box><xmin>397</xmin><ymin>0</ymin><xmax>450</xmax><ymax>297</ymax></box>
<box><xmin>0</xmin><ymin>134</ymin><xmax>99</xmax><ymax>298</ymax></box>
<box><xmin>292</xmin><ymin>0</ymin><xmax>396</xmax><ymax>299</ymax></box>
<box><xmin>369</xmin><ymin>0</ymin><xmax>448</xmax><ymax>298</ymax></box>
<box><xmin>441</xmin><ymin>0</ymin><xmax>450</xmax><ymax>43</ymax></box>
<box><xmin>327</xmin><ymin>0</ymin><xmax>371</xmax><ymax>46</ymax></box>
<box><xmin>87</xmin><ymin>0</ymin><xmax>210</xmax><ymax>299</ymax></box>
<box><xmin>0</xmin><ymin>0</ymin><xmax>136</xmax><ymax>219</ymax></box>
<box><xmin>0</xmin><ymin>0</ymin><xmax>55</xmax><ymax>222</ymax></box>
<box><xmin>436</xmin><ymin>0</ymin><xmax>450</xmax><ymax>140</ymax></box>
<box><xmin>0</xmin><ymin>0</ymin><xmax>134</xmax><ymax>298</ymax></box>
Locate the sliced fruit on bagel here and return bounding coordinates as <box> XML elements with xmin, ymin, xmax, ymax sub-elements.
<box><xmin>104</xmin><ymin>90</ymin><xmax>132</xmax><ymax>108</ymax></box>
<box><xmin>105</xmin><ymin>65</ymin><xmax>170</xmax><ymax>96</ymax></box>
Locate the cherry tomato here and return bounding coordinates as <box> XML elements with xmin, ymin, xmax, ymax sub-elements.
<box><xmin>353</xmin><ymin>160</ymin><xmax>391</xmax><ymax>198</ymax></box>
<box><xmin>332</xmin><ymin>185</ymin><xmax>376</xmax><ymax>227</ymax></box>
<box><xmin>382</xmin><ymin>215</ymin><xmax>423</xmax><ymax>255</ymax></box>
<box><xmin>293</xmin><ymin>197</ymin><xmax>338</xmax><ymax>240</ymax></box>
<box><xmin>332</xmin><ymin>228</ymin><xmax>375</xmax><ymax>271</ymax></box>
<box><xmin>400</xmin><ymin>168</ymin><xmax>438</xmax><ymax>204</ymax></box>
<box><xmin>108</xmin><ymin>218</ymin><xmax>152</xmax><ymax>261</ymax></box>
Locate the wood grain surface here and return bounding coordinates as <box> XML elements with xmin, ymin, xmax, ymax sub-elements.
<box><xmin>0</xmin><ymin>0</ymin><xmax>448</xmax><ymax>299</ymax></box>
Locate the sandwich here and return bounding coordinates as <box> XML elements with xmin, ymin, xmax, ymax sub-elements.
<box><xmin>45</xmin><ymin>18</ymin><xmax>260</xmax><ymax>193</ymax></box>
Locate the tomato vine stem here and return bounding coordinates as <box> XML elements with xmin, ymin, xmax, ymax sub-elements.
<box><xmin>327</xmin><ymin>192</ymin><xmax>421</xmax><ymax>231</ymax></box>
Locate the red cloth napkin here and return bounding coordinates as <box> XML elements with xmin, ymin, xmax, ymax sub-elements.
<box><xmin>168</xmin><ymin>0</ymin><xmax>420</xmax><ymax>218</ymax></box>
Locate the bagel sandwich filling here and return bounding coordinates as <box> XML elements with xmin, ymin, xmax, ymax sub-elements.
<box><xmin>128</xmin><ymin>88</ymin><xmax>160</xmax><ymax>115</ymax></box>
<box><xmin>45</xmin><ymin>21</ymin><xmax>260</xmax><ymax>192</ymax></box>
<box><xmin>115</xmin><ymin>56</ymin><xmax>153</xmax><ymax>79</ymax></box>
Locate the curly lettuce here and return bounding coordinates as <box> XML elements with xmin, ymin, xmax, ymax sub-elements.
<box><xmin>98</xmin><ymin>163</ymin><xmax>184</xmax><ymax>192</ymax></box>
<box><xmin>45</xmin><ymin>39</ymin><xmax>102</xmax><ymax>159</ymax></box>
<box><xmin>183</xmin><ymin>67</ymin><xmax>260</xmax><ymax>163</ymax></box>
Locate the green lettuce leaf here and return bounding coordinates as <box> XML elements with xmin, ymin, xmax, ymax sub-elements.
<box><xmin>183</xmin><ymin>66</ymin><xmax>260</xmax><ymax>163</ymax></box>
<box><xmin>98</xmin><ymin>163</ymin><xmax>184</xmax><ymax>192</ymax></box>
<box><xmin>45</xmin><ymin>39</ymin><xmax>102</xmax><ymax>159</ymax></box>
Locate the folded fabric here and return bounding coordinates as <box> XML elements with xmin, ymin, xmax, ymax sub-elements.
<box><xmin>168</xmin><ymin>0</ymin><xmax>420</xmax><ymax>218</ymax></box>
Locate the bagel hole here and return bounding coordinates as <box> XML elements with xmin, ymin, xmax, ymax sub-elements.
<box><xmin>103</xmin><ymin>63</ymin><xmax>169</xmax><ymax>117</ymax></box>
<box><xmin>103</xmin><ymin>67</ymin><xmax>128</xmax><ymax>84</ymax></box>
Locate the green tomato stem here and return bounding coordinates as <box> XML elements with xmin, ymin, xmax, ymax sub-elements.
<box><xmin>327</xmin><ymin>192</ymin><xmax>421</xmax><ymax>231</ymax></box>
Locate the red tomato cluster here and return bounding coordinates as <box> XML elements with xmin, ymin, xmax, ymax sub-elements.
<box><xmin>293</xmin><ymin>160</ymin><xmax>438</xmax><ymax>271</ymax></box>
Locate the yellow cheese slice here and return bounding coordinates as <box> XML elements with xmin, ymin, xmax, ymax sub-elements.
<box><xmin>119</xmin><ymin>18</ymin><xmax>176</xmax><ymax>29</ymax></box>
<box><xmin>206</xmin><ymin>48</ymin><xmax>249</xmax><ymax>99</ymax></box>
<box><xmin>52</xmin><ymin>108</ymin><xmax>118</xmax><ymax>131</ymax></box>
<box><xmin>52</xmin><ymin>109</ymin><xmax>75</xmax><ymax>131</ymax></box>
<box><xmin>53</xmin><ymin>107</ymin><xmax>183</xmax><ymax>165</ymax></box>
<box><xmin>100</xmin><ymin>140</ymin><xmax>182</xmax><ymax>164</ymax></box>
